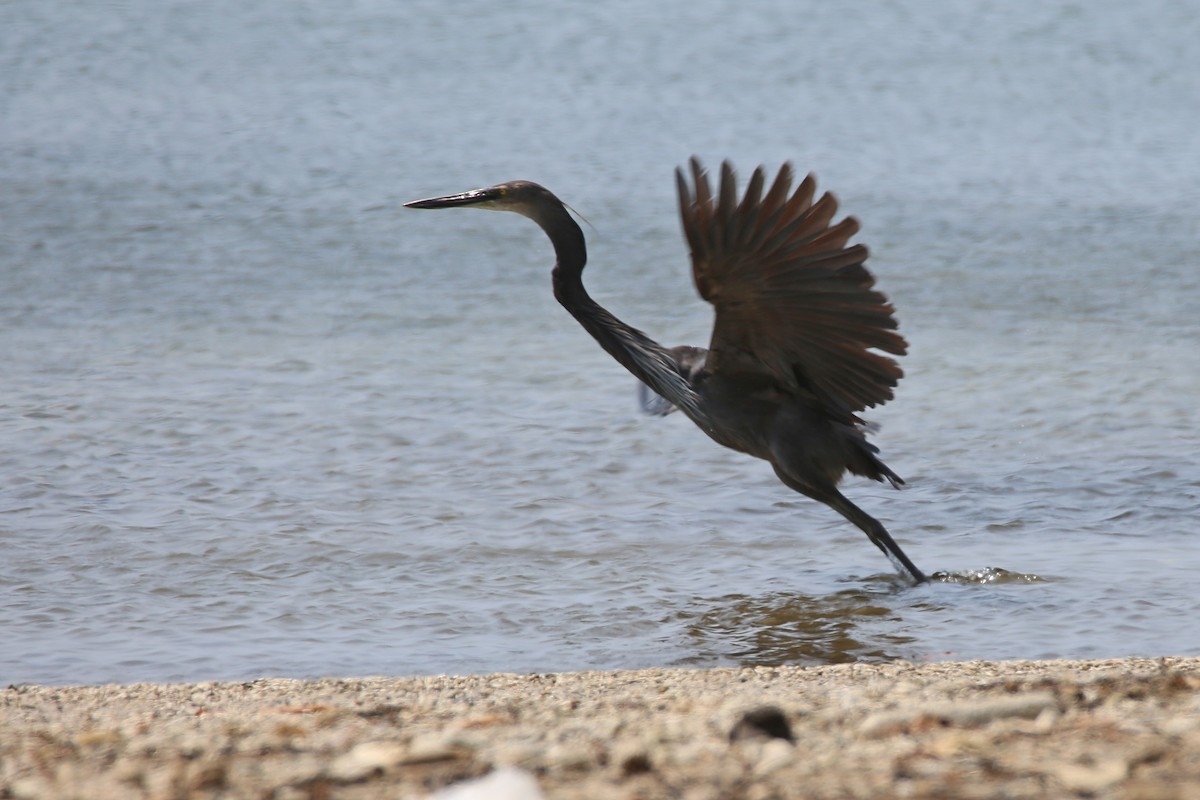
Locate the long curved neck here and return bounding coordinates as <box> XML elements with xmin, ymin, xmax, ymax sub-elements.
<box><xmin>525</xmin><ymin>203</ymin><xmax>702</xmax><ymax>419</ymax></box>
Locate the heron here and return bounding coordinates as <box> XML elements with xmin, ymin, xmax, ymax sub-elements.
<box><xmin>405</xmin><ymin>159</ymin><xmax>928</xmax><ymax>584</ymax></box>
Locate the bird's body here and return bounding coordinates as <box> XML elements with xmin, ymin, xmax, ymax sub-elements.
<box><xmin>406</xmin><ymin>159</ymin><xmax>927</xmax><ymax>583</ymax></box>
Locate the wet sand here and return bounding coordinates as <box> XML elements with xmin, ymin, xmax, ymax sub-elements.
<box><xmin>4</xmin><ymin>657</ymin><xmax>1200</xmax><ymax>799</ymax></box>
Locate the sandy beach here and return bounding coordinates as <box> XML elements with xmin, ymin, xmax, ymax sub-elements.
<box><xmin>3</xmin><ymin>657</ymin><xmax>1199</xmax><ymax>799</ymax></box>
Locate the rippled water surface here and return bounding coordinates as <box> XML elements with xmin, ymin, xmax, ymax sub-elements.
<box><xmin>3</xmin><ymin>0</ymin><xmax>1199</xmax><ymax>685</ymax></box>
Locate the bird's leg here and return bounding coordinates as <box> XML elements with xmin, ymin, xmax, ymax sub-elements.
<box><xmin>772</xmin><ymin>465</ymin><xmax>927</xmax><ymax>584</ymax></box>
<box><xmin>821</xmin><ymin>489</ymin><xmax>928</xmax><ymax>584</ymax></box>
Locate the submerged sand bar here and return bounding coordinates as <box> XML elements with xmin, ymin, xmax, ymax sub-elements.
<box><xmin>4</xmin><ymin>657</ymin><xmax>1200</xmax><ymax>798</ymax></box>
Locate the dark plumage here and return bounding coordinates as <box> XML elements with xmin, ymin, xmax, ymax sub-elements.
<box><xmin>406</xmin><ymin>159</ymin><xmax>926</xmax><ymax>583</ymax></box>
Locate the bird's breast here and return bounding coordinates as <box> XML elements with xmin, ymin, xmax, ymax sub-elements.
<box><xmin>692</xmin><ymin>374</ymin><xmax>784</xmax><ymax>461</ymax></box>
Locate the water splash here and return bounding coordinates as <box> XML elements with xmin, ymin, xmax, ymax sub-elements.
<box><xmin>930</xmin><ymin>567</ymin><xmax>1053</xmax><ymax>585</ymax></box>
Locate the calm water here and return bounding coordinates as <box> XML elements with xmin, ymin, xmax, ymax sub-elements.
<box><xmin>2</xmin><ymin>0</ymin><xmax>1199</xmax><ymax>686</ymax></box>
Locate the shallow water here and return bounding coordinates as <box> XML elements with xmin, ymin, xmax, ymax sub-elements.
<box><xmin>2</xmin><ymin>0</ymin><xmax>1199</xmax><ymax>685</ymax></box>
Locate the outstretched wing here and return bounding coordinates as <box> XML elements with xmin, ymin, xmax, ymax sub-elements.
<box><xmin>676</xmin><ymin>159</ymin><xmax>906</xmax><ymax>417</ymax></box>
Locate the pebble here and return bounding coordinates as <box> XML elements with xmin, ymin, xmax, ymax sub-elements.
<box><xmin>326</xmin><ymin>741</ymin><xmax>407</xmax><ymax>782</ymax></box>
<box><xmin>1053</xmin><ymin>759</ymin><xmax>1128</xmax><ymax>793</ymax></box>
<box><xmin>751</xmin><ymin>739</ymin><xmax>796</xmax><ymax>778</ymax></box>
<box><xmin>430</xmin><ymin>767</ymin><xmax>546</xmax><ymax>800</ymax></box>
<box><xmin>405</xmin><ymin>732</ymin><xmax>468</xmax><ymax>764</ymax></box>
<box><xmin>729</xmin><ymin>705</ymin><xmax>794</xmax><ymax>742</ymax></box>
<box><xmin>611</xmin><ymin>741</ymin><xmax>654</xmax><ymax>776</ymax></box>
<box><xmin>860</xmin><ymin>691</ymin><xmax>1058</xmax><ymax>736</ymax></box>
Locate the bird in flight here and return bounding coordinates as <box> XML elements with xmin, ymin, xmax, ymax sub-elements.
<box><xmin>406</xmin><ymin>159</ymin><xmax>927</xmax><ymax>583</ymax></box>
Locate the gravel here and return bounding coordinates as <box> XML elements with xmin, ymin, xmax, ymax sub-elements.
<box><xmin>4</xmin><ymin>657</ymin><xmax>1200</xmax><ymax>799</ymax></box>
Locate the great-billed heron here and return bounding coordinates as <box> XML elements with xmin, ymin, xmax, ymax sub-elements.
<box><xmin>406</xmin><ymin>159</ymin><xmax>927</xmax><ymax>583</ymax></box>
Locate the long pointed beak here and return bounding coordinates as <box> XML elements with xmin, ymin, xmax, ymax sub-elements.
<box><xmin>404</xmin><ymin>188</ymin><xmax>494</xmax><ymax>209</ymax></box>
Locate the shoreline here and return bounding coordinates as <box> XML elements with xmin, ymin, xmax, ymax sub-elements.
<box><xmin>4</xmin><ymin>657</ymin><xmax>1199</xmax><ymax>799</ymax></box>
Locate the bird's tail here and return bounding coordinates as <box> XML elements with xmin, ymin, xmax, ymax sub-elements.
<box><xmin>844</xmin><ymin>426</ymin><xmax>905</xmax><ymax>489</ymax></box>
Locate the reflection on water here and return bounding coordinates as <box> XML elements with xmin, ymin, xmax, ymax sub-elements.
<box><xmin>681</xmin><ymin>568</ymin><xmax>1053</xmax><ymax>667</ymax></box>
<box><xmin>681</xmin><ymin>580</ymin><xmax>919</xmax><ymax>666</ymax></box>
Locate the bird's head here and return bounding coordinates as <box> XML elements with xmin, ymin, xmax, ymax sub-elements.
<box><xmin>405</xmin><ymin>180</ymin><xmax>564</xmax><ymax>222</ymax></box>
<box><xmin>406</xmin><ymin>178</ymin><xmax>588</xmax><ymax>266</ymax></box>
